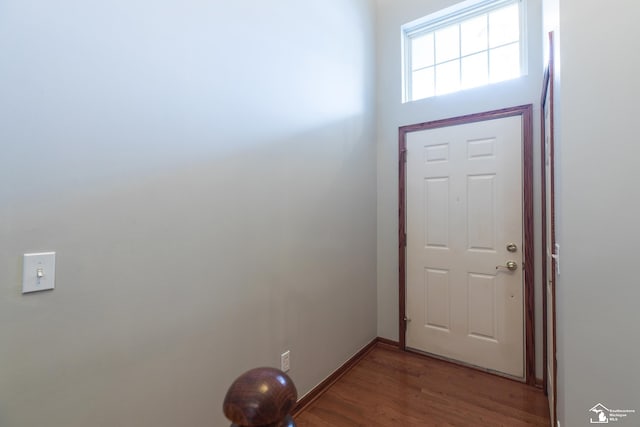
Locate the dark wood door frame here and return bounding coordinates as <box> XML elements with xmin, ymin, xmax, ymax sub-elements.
<box><xmin>541</xmin><ymin>31</ymin><xmax>558</xmax><ymax>423</ymax></box>
<box><xmin>398</xmin><ymin>105</ymin><xmax>536</xmax><ymax>385</ymax></box>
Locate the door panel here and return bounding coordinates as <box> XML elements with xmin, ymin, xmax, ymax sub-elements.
<box><xmin>405</xmin><ymin>116</ymin><xmax>524</xmax><ymax>378</ymax></box>
<box><xmin>425</xmin><ymin>268</ymin><xmax>450</xmax><ymax>330</ymax></box>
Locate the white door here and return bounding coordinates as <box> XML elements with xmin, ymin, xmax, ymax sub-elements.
<box><xmin>405</xmin><ymin>116</ymin><xmax>524</xmax><ymax>378</ymax></box>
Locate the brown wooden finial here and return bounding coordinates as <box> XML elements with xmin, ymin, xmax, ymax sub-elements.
<box><xmin>223</xmin><ymin>367</ymin><xmax>297</xmax><ymax>427</ymax></box>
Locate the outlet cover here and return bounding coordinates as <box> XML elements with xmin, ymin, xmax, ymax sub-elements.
<box><xmin>281</xmin><ymin>350</ymin><xmax>290</xmax><ymax>372</ymax></box>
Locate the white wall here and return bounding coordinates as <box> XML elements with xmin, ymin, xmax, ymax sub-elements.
<box><xmin>545</xmin><ymin>1</ymin><xmax>640</xmax><ymax>425</ymax></box>
<box><xmin>375</xmin><ymin>0</ymin><xmax>545</xmax><ymax>378</ymax></box>
<box><xmin>0</xmin><ymin>1</ymin><xmax>377</xmax><ymax>425</ymax></box>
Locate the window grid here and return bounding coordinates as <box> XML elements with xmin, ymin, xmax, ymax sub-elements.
<box><xmin>404</xmin><ymin>0</ymin><xmax>524</xmax><ymax>102</ymax></box>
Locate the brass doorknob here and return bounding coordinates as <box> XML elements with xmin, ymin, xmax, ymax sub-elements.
<box><xmin>496</xmin><ymin>261</ymin><xmax>518</xmax><ymax>271</ymax></box>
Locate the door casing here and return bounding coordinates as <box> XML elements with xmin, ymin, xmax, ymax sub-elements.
<box><xmin>398</xmin><ymin>105</ymin><xmax>535</xmax><ymax>385</ymax></box>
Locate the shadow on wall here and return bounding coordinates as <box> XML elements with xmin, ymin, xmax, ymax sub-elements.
<box><xmin>0</xmin><ymin>116</ymin><xmax>377</xmax><ymax>427</ymax></box>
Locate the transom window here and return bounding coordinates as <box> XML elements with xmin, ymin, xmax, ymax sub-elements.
<box><xmin>402</xmin><ymin>0</ymin><xmax>526</xmax><ymax>102</ymax></box>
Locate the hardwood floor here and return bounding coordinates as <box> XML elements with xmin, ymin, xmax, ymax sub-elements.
<box><xmin>295</xmin><ymin>343</ymin><xmax>550</xmax><ymax>427</ymax></box>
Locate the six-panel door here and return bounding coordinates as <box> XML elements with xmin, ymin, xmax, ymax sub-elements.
<box><xmin>405</xmin><ymin>116</ymin><xmax>524</xmax><ymax>378</ymax></box>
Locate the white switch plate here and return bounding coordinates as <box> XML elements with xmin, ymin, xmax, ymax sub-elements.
<box><xmin>22</xmin><ymin>252</ymin><xmax>56</xmax><ymax>294</ymax></box>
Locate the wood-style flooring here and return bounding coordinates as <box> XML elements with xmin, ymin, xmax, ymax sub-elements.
<box><xmin>295</xmin><ymin>343</ymin><xmax>550</xmax><ymax>427</ymax></box>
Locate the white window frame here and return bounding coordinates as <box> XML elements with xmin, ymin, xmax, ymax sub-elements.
<box><xmin>402</xmin><ymin>0</ymin><xmax>528</xmax><ymax>103</ymax></box>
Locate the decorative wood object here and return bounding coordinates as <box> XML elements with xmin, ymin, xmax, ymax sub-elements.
<box><xmin>223</xmin><ymin>367</ymin><xmax>298</xmax><ymax>427</ymax></box>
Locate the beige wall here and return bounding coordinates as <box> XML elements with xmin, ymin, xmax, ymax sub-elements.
<box><xmin>0</xmin><ymin>1</ymin><xmax>377</xmax><ymax>425</ymax></box>
<box><xmin>375</xmin><ymin>0</ymin><xmax>545</xmax><ymax>378</ymax></box>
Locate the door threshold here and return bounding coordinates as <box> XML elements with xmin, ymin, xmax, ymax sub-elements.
<box><xmin>404</xmin><ymin>346</ymin><xmax>527</xmax><ymax>384</ymax></box>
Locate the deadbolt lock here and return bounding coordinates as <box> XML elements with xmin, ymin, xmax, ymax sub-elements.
<box><xmin>506</xmin><ymin>243</ymin><xmax>518</xmax><ymax>252</ymax></box>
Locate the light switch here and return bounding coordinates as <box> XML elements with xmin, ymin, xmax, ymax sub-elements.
<box><xmin>22</xmin><ymin>252</ymin><xmax>56</xmax><ymax>294</ymax></box>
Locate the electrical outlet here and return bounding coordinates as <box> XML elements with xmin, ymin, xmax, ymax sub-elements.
<box><xmin>281</xmin><ymin>350</ymin><xmax>290</xmax><ymax>372</ymax></box>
